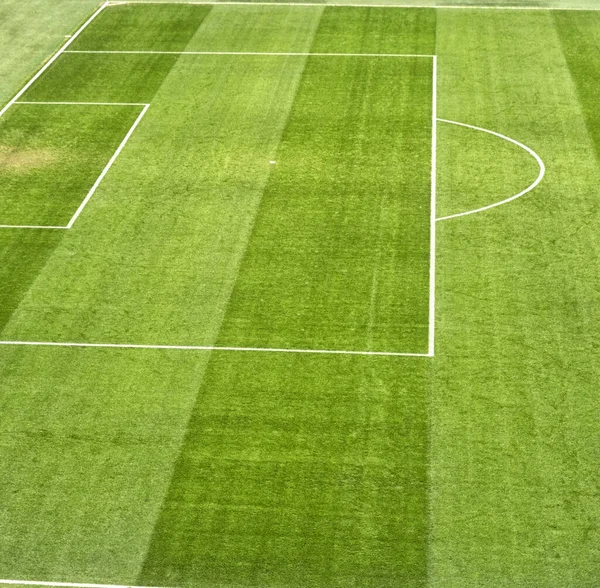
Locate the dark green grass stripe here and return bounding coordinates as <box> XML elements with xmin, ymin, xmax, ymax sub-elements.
<box><xmin>20</xmin><ymin>53</ymin><xmax>184</xmax><ymax>104</ymax></box>
<box><xmin>554</xmin><ymin>10</ymin><xmax>600</xmax><ymax>164</ymax></box>
<box><xmin>21</xmin><ymin>6</ymin><xmax>212</xmax><ymax>104</ymax></box>
<box><xmin>70</xmin><ymin>4</ymin><xmax>212</xmax><ymax>52</ymax></box>
<box><xmin>214</xmin><ymin>54</ymin><xmax>433</xmax><ymax>354</ymax></box>
<box><xmin>139</xmin><ymin>354</ymin><xmax>430</xmax><ymax>588</ymax></box>
<box><xmin>0</xmin><ymin>231</ymin><xmax>62</xmax><ymax>332</ymax></box>
<box><xmin>312</xmin><ymin>6</ymin><xmax>436</xmax><ymax>55</ymax></box>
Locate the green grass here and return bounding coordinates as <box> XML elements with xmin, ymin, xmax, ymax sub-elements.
<box><xmin>0</xmin><ymin>104</ymin><xmax>142</xmax><ymax>225</ymax></box>
<box><xmin>0</xmin><ymin>2</ymin><xmax>599</xmax><ymax>587</ymax></box>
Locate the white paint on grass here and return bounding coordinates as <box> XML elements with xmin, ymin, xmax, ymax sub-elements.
<box><xmin>0</xmin><ymin>580</ymin><xmax>168</xmax><ymax>588</ymax></box>
<box><xmin>428</xmin><ymin>56</ymin><xmax>437</xmax><ymax>356</ymax></box>
<box><xmin>65</xmin><ymin>50</ymin><xmax>435</xmax><ymax>57</ymax></box>
<box><xmin>0</xmin><ymin>340</ymin><xmax>430</xmax><ymax>357</ymax></box>
<box><xmin>0</xmin><ymin>2</ymin><xmax>109</xmax><ymax>119</ymax></box>
<box><xmin>0</xmin><ymin>225</ymin><xmax>67</xmax><ymax>230</ymax></box>
<box><xmin>107</xmin><ymin>1</ymin><xmax>600</xmax><ymax>11</ymax></box>
<box><xmin>435</xmin><ymin>118</ymin><xmax>545</xmax><ymax>221</ymax></box>
<box><xmin>15</xmin><ymin>101</ymin><xmax>149</xmax><ymax>106</ymax></box>
<box><xmin>65</xmin><ymin>104</ymin><xmax>150</xmax><ymax>228</ymax></box>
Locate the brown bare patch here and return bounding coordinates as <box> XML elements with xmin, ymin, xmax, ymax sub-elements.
<box><xmin>0</xmin><ymin>145</ymin><xmax>60</xmax><ymax>172</ymax></box>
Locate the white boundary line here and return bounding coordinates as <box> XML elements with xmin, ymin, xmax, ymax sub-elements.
<box><xmin>0</xmin><ymin>340</ymin><xmax>430</xmax><ymax>357</ymax></box>
<box><xmin>15</xmin><ymin>101</ymin><xmax>149</xmax><ymax>106</ymax></box>
<box><xmin>428</xmin><ymin>56</ymin><xmax>437</xmax><ymax>356</ymax></box>
<box><xmin>106</xmin><ymin>1</ymin><xmax>600</xmax><ymax>10</ymax></box>
<box><xmin>0</xmin><ymin>2</ymin><xmax>109</xmax><ymax>119</ymax></box>
<box><xmin>66</xmin><ymin>104</ymin><xmax>150</xmax><ymax>228</ymax></box>
<box><xmin>64</xmin><ymin>50</ymin><xmax>434</xmax><ymax>57</ymax></box>
<box><xmin>0</xmin><ymin>224</ymin><xmax>67</xmax><ymax>230</ymax></box>
<box><xmin>0</xmin><ymin>580</ymin><xmax>167</xmax><ymax>588</ymax></box>
<box><xmin>435</xmin><ymin>118</ymin><xmax>545</xmax><ymax>221</ymax></box>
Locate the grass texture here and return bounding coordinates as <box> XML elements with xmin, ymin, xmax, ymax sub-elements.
<box><xmin>0</xmin><ymin>3</ymin><xmax>599</xmax><ymax>588</ymax></box>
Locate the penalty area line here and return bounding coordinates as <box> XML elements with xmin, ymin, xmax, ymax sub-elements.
<box><xmin>64</xmin><ymin>50</ymin><xmax>435</xmax><ymax>58</ymax></box>
<box><xmin>428</xmin><ymin>56</ymin><xmax>437</xmax><ymax>357</ymax></box>
<box><xmin>0</xmin><ymin>580</ymin><xmax>169</xmax><ymax>588</ymax></box>
<box><xmin>0</xmin><ymin>340</ymin><xmax>432</xmax><ymax>358</ymax></box>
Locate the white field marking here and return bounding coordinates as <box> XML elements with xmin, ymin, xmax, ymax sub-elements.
<box><xmin>15</xmin><ymin>101</ymin><xmax>149</xmax><ymax>106</ymax></box>
<box><xmin>65</xmin><ymin>104</ymin><xmax>150</xmax><ymax>229</ymax></box>
<box><xmin>0</xmin><ymin>580</ymin><xmax>168</xmax><ymax>588</ymax></box>
<box><xmin>0</xmin><ymin>225</ymin><xmax>67</xmax><ymax>230</ymax></box>
<box><xmin>0</xmin><ymin>340</ymin><xmax>431</xmax><ymax>357</ymax></box>
<box><xmin>0</xmin><ymin>3</ymin><xmax>109</xmax><ymax>119</ymax></box>
<box><xmin>107</xmin><ymin>1</ymin><xmax>600</xmax><ymax>11</ymax></box>
<box><xmin>64</xmin><ymin>50</ymin><xmax>435</xmax><ymax>57</ymax></box>
<box><xmin>435</xmin><ymin>118</ymin><xmax>545</xmax><ymax>221</ymax></box>
<box><xmin>428</xmin><ymin>56</ymin><xmax>437</xmax><ymax>357</ymax></box>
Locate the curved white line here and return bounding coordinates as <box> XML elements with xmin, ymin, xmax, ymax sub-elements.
<box><xmin>435</xmin><ymin>118</ymin><xmax>545</xmax><ymax>221</ymax></box>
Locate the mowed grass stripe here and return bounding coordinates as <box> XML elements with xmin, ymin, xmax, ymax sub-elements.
<box><xmin>183</xmin><ymin>4</ymin><xmax>326</xmax><ymax>53</ymax></box>
<box><xmin>554</xmin><ymin>10</ymin><xmax>600</xmax><ymax>163</ymax></box>
<box><xmin>139</xmin><ymin>353</ymin><xmax>430</xmax><ymax>588</ymax></box>
<box><xmin>70</xmin><ymin>3</ymin><xmax>212</xmax><ymax>52</ymax></box>
<box><xmin>216</xmin><ymin>54</ymin><xmax>433</xmax><ymax>353</ymax></box>
<box><xmin>139</xmin><ymin>8</ymin><xmax>435</xmax><ymax>587</ymax></box>
<box><xmin>311</xmin><ymin>6</ymin><xmax>436</xmax><ymax>54</ymax></box>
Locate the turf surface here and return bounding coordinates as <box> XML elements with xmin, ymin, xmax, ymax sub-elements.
<box><xmin>0</xmin><ymin>2</ymin><xmax>599</xmax><ymax>587</ymax></box>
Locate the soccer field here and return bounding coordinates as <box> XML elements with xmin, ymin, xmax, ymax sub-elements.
<box><xmin>0</xmin><ymin>1</ymin><xmax>599</xmax><ymax>586</ymax></box>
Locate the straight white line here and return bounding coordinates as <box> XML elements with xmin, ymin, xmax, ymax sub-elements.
<box><xmin>0</xmin><ymin>340</ymin><xmax>430</xmax><ymax>357</ymax></box>
<box><xmin>428</xmin><ymin>56</ymin><xmax>437</xmax><ymax>357</ymax></box>
<box><xmin>0</xmin><ymin>580</ymin><xmax>168</xmax><ymax>588</ymax></box>
<box><xmin>107</xmin><ymin>1</ymin><xmax>600</xmax><ymax>11</ymax></box>
<box><xmin>0</xmin><ymin>225</ymin><xmax>67</xmax><ymax>230</ymax></box>
<box><xmin>14</xmin><ymin>101</ymin><xmax>149</xmax><ymax>106</ymax></box>
<box><xmin>0</xmin><ymin>3</ymin><xmax>109</xmax><ymax>119</ymax></box>
<box><xmin>65</xmin><ymin>104</ymin><xmax>150</xmax><ymax>229</ymax></box>
<box><xmin>64</xmin><ymin>50</ymin><xmax>434</xmax><ymax>57</ymax></box>
<box><xmin>435</xmin><ymin>118</ymin><xmax>545</xmax><ymax>221</ymax></box>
